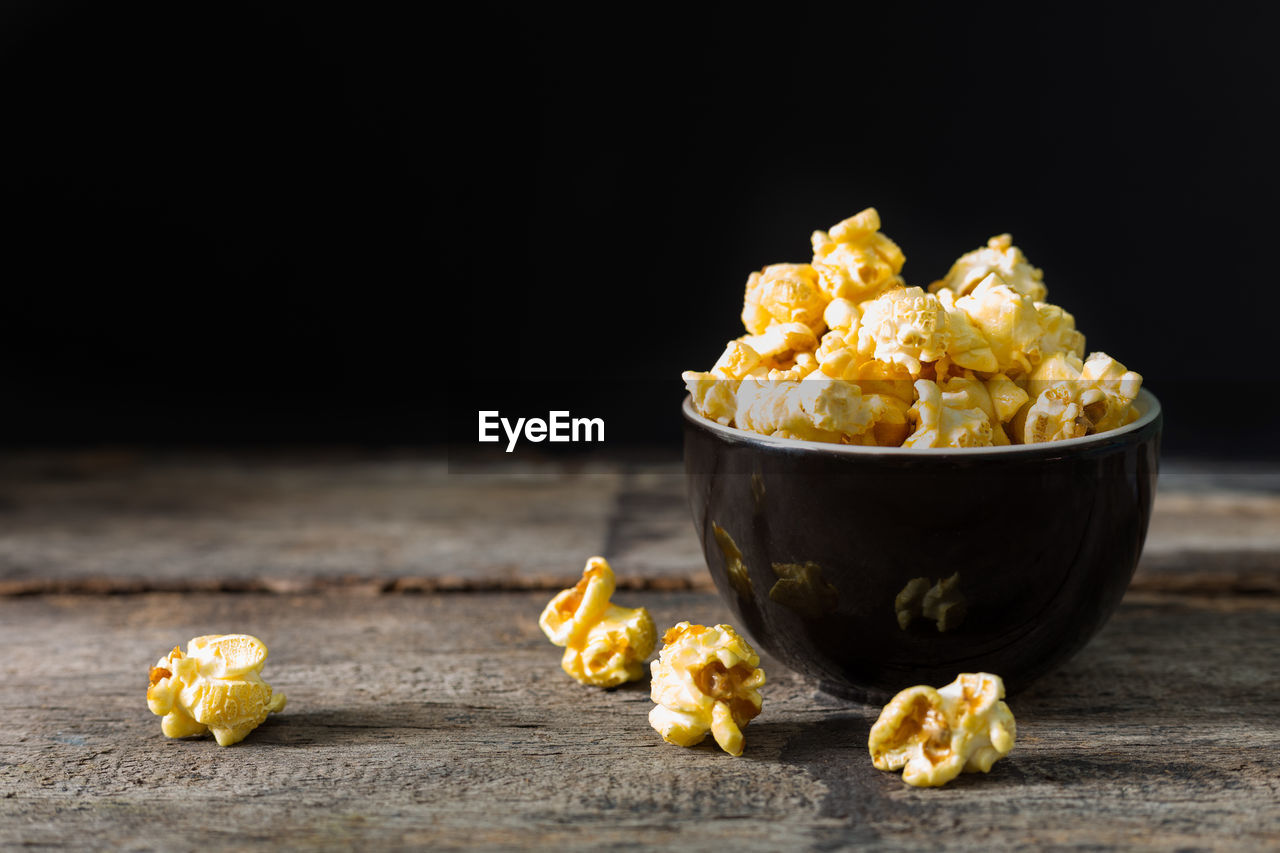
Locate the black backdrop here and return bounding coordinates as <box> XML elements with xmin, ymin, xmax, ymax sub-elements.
<box><xmin>3</xmin><ymin>4</ymin><xmax>1276</xmax><ymax>456</ymax></box>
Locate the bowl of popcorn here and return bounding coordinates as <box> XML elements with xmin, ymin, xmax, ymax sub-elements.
<box><xmin>682</xmin><ymin>209</ymin><xmax>1161</xmax><ymax>701</ymax></box>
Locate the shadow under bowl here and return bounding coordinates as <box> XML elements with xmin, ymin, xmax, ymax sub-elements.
<box><xmin>682</xmin><ymin>388</ymin><xmax>1162</xmax><ymax>703</ymax></box>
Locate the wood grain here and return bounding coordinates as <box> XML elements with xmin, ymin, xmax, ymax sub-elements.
<box><xmin>1</xmin><ymin>451</ymin><xmax>1276</xmax><ymax>595</ymax></box>
<box><xmin>1</xmin><ymin>590</ymin><xmax>1277</xmax><ymax>850</ymax></box>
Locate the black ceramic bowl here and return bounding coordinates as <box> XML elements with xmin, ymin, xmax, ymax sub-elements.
<box><xmin>682</xmin><ymin>389</ymin><xmax>1162</xmax><ymax>702</ymax></box>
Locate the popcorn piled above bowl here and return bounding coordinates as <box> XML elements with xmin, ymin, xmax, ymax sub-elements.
<box><xmin>683</xmin><ymin>209</ymin><xmax>1143</xmax><ymax>447</ymax></box>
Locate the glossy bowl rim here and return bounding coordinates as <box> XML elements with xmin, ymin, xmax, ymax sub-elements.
<box><xmin>682</xmin><ymin>387</ymin><xmax>1161</xmax><ymax>458</ymax></box>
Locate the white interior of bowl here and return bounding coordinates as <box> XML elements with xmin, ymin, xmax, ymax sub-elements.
<box><xmin>683</xmin><ymin>388</ymin><xmax>1162</xmax><ymax>456</ymax></box>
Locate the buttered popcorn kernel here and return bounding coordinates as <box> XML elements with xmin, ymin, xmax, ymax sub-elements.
<box><xmin>684</xmin><ymin>210</ymin><xmax>1144</xmax><ymax>446</ymax></box>
<box><xmin>869</xmin><ymin>672</ymin><xmax>1016</xmax><ymax>787</ymax></box>
<box><xmin>146</xmin><ymin>634</ymin><xmax>286</xmax><ymax>746</ymax></box>
<box><xmin>930</xmin><ymin>233</ymin><xmax>1047</xmax><ymax>302</ymax></box>
<box><xmin>649</xmin><ymin>622</ymin><xmax>765</xmax><ymax>756</ymax></box>
<box><xmin>904</xmin><ymin>379</ymin><xmax>994</xmax><ymax>448</ymax></box>
<box><xmin>811</xmin><ymin>208</ymin><xmax>906</xmax><ymax>302</ymax></box>
<box><xmin>742</xmin><ymin>263</ymin><xmax>827</xmax><ymax>336</ymax></box>
<box><xmin>539</xmin><ymin>557</ymin><xmax>657</xmax><ymax>688</ymax></box>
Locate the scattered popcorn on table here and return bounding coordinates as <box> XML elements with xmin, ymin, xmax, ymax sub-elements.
<box><xmin>146</xmin><ymin>634</ymin><xmax>286</xmax><ymax>746</ymax></box>
<box><xmin>684</xmin><ymin>209</ymin><xmax>1143</xmax><ymax>446</ymax></box>
<box><xmin>869</xmin><ymin>672</ymin><xmax>1016</xmax><ymax>787</ymax></box>
<box><xmin>649</xmin><ymin>622</ymin><xmax>766</xmax><ymax>756</ymax></box>
<box><xmin>539</xmin><ymin>557</ymin><xmax>657</xmax><ymax>688</ymax></box>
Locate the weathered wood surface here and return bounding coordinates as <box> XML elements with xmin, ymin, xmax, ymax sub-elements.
<box><xmin>2</xmin><ymin>451</ymin><xmax>1278</xmax><ymax>595</ymax></box>
<box><xmin>1</xmin><ymin>590</ymin><xmax>1276</xmax><ymax>851</ymax></box>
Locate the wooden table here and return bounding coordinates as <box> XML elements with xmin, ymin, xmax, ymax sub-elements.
<box><xmin>2</xmin><ymin>451</ymin><xmax>1277</xmax><ymax>850</ymax></box>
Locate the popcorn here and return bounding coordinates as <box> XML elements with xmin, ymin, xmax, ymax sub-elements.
<box><xmin>684</xmin><ymin>210</ymin><xmax>1144</xmax><ymax>446</ymax></box>
<box><xmin>683</xmin><ymin>371</ymin><xmax>738</xmax><ymax>425</ymax></box>
<box><xmin>1019</xmin><ymin>383</ymin><xmax>1092</xmax><ymax>443</ymax></box>
<box><xmin>539</xmin><ymin>557</ymin><xmax>657</xmax><ymax>688</ymax></box>
<box><xmin>930</xmin><ymin>233</ymin><xmax>1047</xmax><ymax>302</ymax></box>
<box><xmin>739</xmin><ymin>321</ymin><xmax>819</xmax><ymax>362</ymax></box>
<box><xmin>955</xmin><ymin>274</ymin><xmax>1046</xmax><ymax>377</ymax></box>
<box><xmin>734</xmin><ymin>374</ymin><xmax>875</xmax><ymax>443</ymax></box>
<box><xmin>864</xmin><ymin>393</ymin><xmax>912</xmax><ymax>446</ymax></box>
<box><xmin>939</xmin><ymin>377</ymin><xmax>1010</xmax><ymax>445</ymax></box>
<box><xmin>904</xmin><ymin>379</ymin><xmax>994</xmax><ymax>448</ymax></box>
<box><xmin>649</xmin><ymin>622</ymin><xmax>766</xmax><ymax>756</ymax></box>
<box><xmin>713</xmin><ymin>340</ymin><xmax>763</xmax><ymax>379</ymax></box>
<box><xmin>146</xmin><ymin>634</ymin><xmax>286</xmax><ymax>746</ymax></box>
<box><xmin>857</xmin><ymin>287</ymin><xmax>949</xmax><ymax>377</ymax></box>
<box><xmin>823</xmin><ymin>297</ymin><xmax>860</xmax><ymax>334</ymax></box>
<box><xmin>811</xmin><ymin>208</ymin><xmax>906</xmax><ymax>302</ymax></box>
<box><xmin>1079</xmin><ymin>352</ymin><xmax>1144</xmax><ymax>431</ymax></box>
<box><xmin>869</xmin><ymin>672</ymin><xmax>1016</xmax><ymax>787</ymax></box>
<box><xmin>985</xmin><ymin>373</ymin><xmax>1030</xmax><ymax>424</ymax></box>
<box><xmin>1035</xmin><ymin>302</ymin><xmax>1086</xmax><ymax>360</ymax></box>
<box><xmin>1016</xmin><ymin>351</ymin><xmax>1144</xmax><ymax>443</ymax></box>
<box><xmin>935</xmin><ymin>289</ymin><xmax>998</xmax><ymax>374</ymax></box>
<box><xmin>742</xmin><ymin>263</ymin><xmax>827</xmax><ymax>336</ymax></box>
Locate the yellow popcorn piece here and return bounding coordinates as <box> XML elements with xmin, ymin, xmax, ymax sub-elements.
<box><xmin>742</xmin><ymin>263</ymin><xmax>828</xmax><ymax>336</ymax></box>
<box><xmin>739</xmin><ymin>321</ymin><xmax>820</xmax><ymax>365</ymax></box>
<box><xmin>939</xmin><ymin>377</ymin><xmax>1011</xmax><ymax>445</ymax></box>
<box><xmin>1019</xmin><ymin>383</ymin><xmax>1092</xmax><ymax>443</ymax></box>
<box><xmin>734</xmin><ymin>374</ymin><xmax>875</xmax><ymax>443</ymax></box>
<box><xmin>955</xmin><ymin>274</ymin><xmax>1046</xmax><ymax>377</ymax></box>
<box><xmin>540</xmin><ymin>557</ymin><xmax>657</xmax><ymax>688</ymax></box>
<box><xmin>146</xmin><ymin>634</ymin><xmax>286</xmax><ymax>746</ymax></box>
<box><xmin>857</xmin><ymin>287</ymin><xmax>949</xmax><ymax>377</ymax></box>
<box><xmin>869</xmin><ymin>672</ymin><xmax>1016</xmax><ymax>787</ymax></box>
<box><xmin>847</xmin><ymin>357</ymin><xmax>917</xmax><ymax>405</ymax></box>
<box><xmin>815</xmin><ymin>328</ymin><xmax>851</xmax><ymax>361</ymax></box>
<box><xmin>822</xmin><ymin>297</ymin><xmax>860</xmax><ymax>334</ymax></box>
<box><xmin>935</xmin><ymin>288</ymin><xmax>998</xmax><ymax>374</ymax></box>
<box><xmin>713</xmin><ymin>339</ymin><xmax>763</xmax><ymax>379</ymax></box>
<box><xmin>1079</xmin><ymin>352</ymin><xmax>1144</xmax><ymax>431</ymax></box>
<box><xmin>904</xmin><ymin>379</ymin><xmax>994</xmax><ymax>448</ymax></box>
<box><xmin>767</xmin><ymin>356</ymin><xmax>819</xmax><ymax>383</ymax></box>
<box><xmin>815</xmin><ymin>335</ymin><xmax>857</xmax><ymax>381</ymax></box>
<box><xmin>681</xmin><ymin>341</ymin><xmax>765</xmax><ymax>425</ymax></box>
<box><xmin>811</xmin><ymin>207</ymin><xmax>906</xmax><ymax>302</ymax></box>
<box><xmin>1035</xmin><ymin>301</ymin><xmax>1086</xmax><ymax>360</ymax></box>
<box><xmin>1025</xmin><ymin>351</ymin><xmax>1085</xmax><ymax>400</ymax></box>
<box><xmin>930</xmin><ymin>233</ymin><xmax>1047</xmax><ymax>302</ymax></box>
<box><xmin>649</xmin><ymin>622</ymin><xmax>765</xmax><ymax>756</ymax></box>
<box><xmin>864</xmin><ymin>393</ymin><xmax>913</xmax><ymax>446</ymax></box>
<box><xmin>985</xmin><ymin>373</ymin><xmax>1030</xmax><ymax>424</ymax></box>
<box><xmin>1017</xmin><ymin>351</ymin><xmax>1144</xmax><ymax>443</ymax></box>
<box><xmin>682</xmin><ymin>370</ymin><xmax>737</xmax><ymax>425</ymax></box>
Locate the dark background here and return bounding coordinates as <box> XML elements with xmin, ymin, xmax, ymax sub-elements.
<box><xmin>3</xmin><ymin>3</ymin><xmax>1276</xmax><ymax>456</ymax></box>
